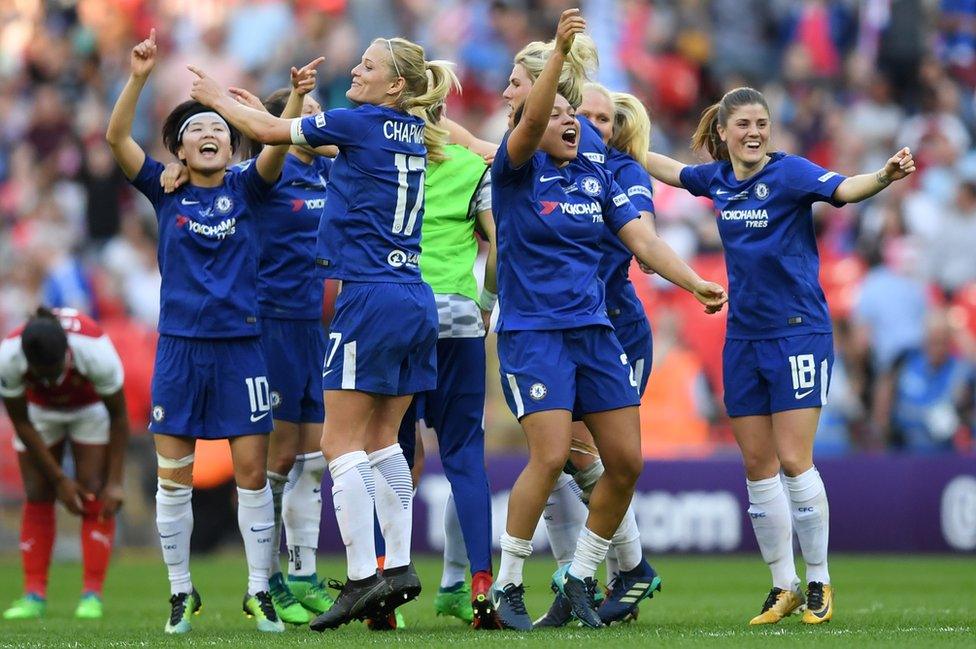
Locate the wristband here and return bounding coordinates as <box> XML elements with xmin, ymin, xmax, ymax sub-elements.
<box><xmin>479</xmin><ymin>288</ymin><xmax>497</xmax><ymax>312</ymax></box>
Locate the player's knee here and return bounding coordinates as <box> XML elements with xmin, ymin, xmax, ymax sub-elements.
<box><xmin>267</xmin><ymin>452</ymin><xmax>295</xmax><ymax>477</ymax></box>
<box><xmin>234</xmin><ymin>464</ymin><xmax>267</xmax><ymax>490</ymax></box>
<box><xmin>778</xmin><ymin>455</ymin><xmax>813</xmax><ymax>478</ymax></box>
<box><xmin>741</xmin><ymin>450</ymin><xmax>779</xmax><ymax>480</ymax></box>
<box><xmin>529</xmin><ymin>448</ymin><xmax>568</xmax><ymax>481</ymax></box>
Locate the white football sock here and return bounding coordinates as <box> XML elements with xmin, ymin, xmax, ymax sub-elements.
<box><xmin>266</xmin><ymin>470</ymin><xmax>287</xmax><ymax>575</ymax></box>
<box><xmin>747</xmin><ymin>475</ymin><xmax>799</xmax><ymax>591</ymax></box>
<box><xmin>544</xmin><ymin>473</ymin><xmax>588</xmax><ymax>567</ymax></box>
<box><xmin>569</xmin><ymin>526</ymin><xmax>612</xmax><ymax>581</ymax></box>
<box><xmin>497</xmin><ymin>533</ymin><xmax>532</xmax><ymax>588</ymax></box>
<box><xmin>284</xmin><ymin>451</ymin><xmax>326</xmax><ymax>578</ymax></box>
<box><xmin>369</xmin><ymin>444</ymin><xmax>413</xmax><ymax>570</ymax></box>
<box><xmin>441</xmin><ymin>493</ymin><xmax>468</xmax><ymax>588</ymax></box>
<box><xmin>237</xmin><ymin>483</ymin><xmax>275</xmax><ymax>596</ymax></box>
<box><xmin>329</xmin><ymin>450</ymin><xmax>377</xmax><ymax>581</ymax></box>
<box><xmin>155</xmin><ymin>481</ymin><xmax>193</xmax><ymax>596</ymax></box>
<box><xmin>784</xmin><ymin>466</ymin><xmax>831</xmax><ymax>585</ymax></box>
<box><xmin>610</xmin><ymin>503</ymin><xmax>643</xmax><ymax>573</ymax></box>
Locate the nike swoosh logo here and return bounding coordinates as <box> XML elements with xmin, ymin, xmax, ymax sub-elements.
<box><xmin>250</xmin><ymin>524</ymin><xmax>274</xmax><ymax>533</ymax></box>
<box><xmin>322</xmin><ymin>369</ymin><xmax>334</xmax><ymax>377</ymax></box>
<box><xmin>715</xmin><ymin>190</ymin><xmax>728</xmax><ymax>195</ymax></box>
<box><xmin>180</xmin><ymin>198</ymin><xmax>199</xmax><ymax>205</ymax></box>
<box><xmin>811</xmin><ymin>603</ymin><xmax>830</xmax><ymax>619</ymax></box>
<box><xmin>539</xmin><ymin>175</ymin><xmax>563</xmax><ymax>183</ymax></box>
<box><xmin>250</xmin><ymin>412</ymin><xmax>269</xmax><ymax>422</ymax></box>
<box><xmin>312</xmin><ymin>487</ymin><xmax>321</xmax><ymax>494</ymax></box>
<box><xmin>159</xmin><ymin>532</ymin><xmax>180</xmax><ymax>539</ymax></box>
<box><xmin>794</xmin><ymin>388</ymin><xmax>815</xmax><ymax>399</ymax></box>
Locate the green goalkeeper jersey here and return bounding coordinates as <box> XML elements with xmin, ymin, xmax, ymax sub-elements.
<box><xmin>420</xmin><ymin>144</ymin><xmax>490</xmax><ymax>303</ymax></box>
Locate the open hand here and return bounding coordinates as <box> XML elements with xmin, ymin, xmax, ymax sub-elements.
<box><xmin>228</xmin><ymin>87</ymin><xmax>266</xmax><ymax>112</ymax></box>
<box><xmin>160</xmin><ymin>161</ymin><xmax>189</xmax><ymax>193</ymax></box>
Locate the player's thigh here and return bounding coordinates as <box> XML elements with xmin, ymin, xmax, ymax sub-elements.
<box><xmin>520</xmin><ymin>408</ymin><xmax>574</xmax><ymax>473</ymax></box>
<box><xmin>730</xmin><ymin>415</ymin><xmax>779</xmax><ymax>480</ymax></box>
<box><xmin>228</xmin><ymin>433</ymin><xmax>271</xmax><ymax>490</ymax></box>
<box><xmin>298</xmin><ymin>421</ymin><xmax>323</xmax><ymax>455</ymax></box>
<box><xmin>771</xmin><ymin>407</ymin><xmax>821</xmax><ymax>477</ymax></box>
<box><xmin>17</xmin><ymin>441</ymin><xmax>66</xmax><ymax>501</ymax></box>
<box><xmin>723</xmin><ymin>339</ymin><xmax>771</xmax><ymax>418</ymax></box>
<box><xmin>71</xmin><ymin>442</ymin><xmax>108</xmax><ymax>494</ymax></box>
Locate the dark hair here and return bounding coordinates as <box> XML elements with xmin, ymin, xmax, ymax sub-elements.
<box><xmin>21</xmin><ymin>307</ymin><xmax>67</xmax><ymax>367</ymax></box>
<box><xmin>161</xmin><ymin>100</ymin><xmax>241</xmax><ymax>158</ymax></box>
<box><xmin>691</xmin><ymin>87</ymin><xmax>769</xmax><ymax>162</ymax></box>
<box><xmin>239</xmin><ymin>88</ymin><xmax>292</xmax><ymax>159</ymax></box>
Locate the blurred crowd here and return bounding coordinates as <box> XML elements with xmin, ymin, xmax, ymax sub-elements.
<box><xmin>1</xmin><ymin>0</ymin><xmax>974</xmax><ymax>460</ymax></box>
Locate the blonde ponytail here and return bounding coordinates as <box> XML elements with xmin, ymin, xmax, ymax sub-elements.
<box><xmin>609</xmin><ymin>91</ymin><xmax>651</xmax><ymax>169</ymax></box>
<box><xmin>377</xmin><ymin>38</ymin><xmax>461</xmax><ymax>163</ymax></box>
<box><xmin>514</xmin><ymin>33</ymin><xmax>599</xmax><ymax>108</ymax></box>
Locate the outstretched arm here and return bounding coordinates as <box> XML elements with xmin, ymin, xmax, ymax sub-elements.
<box><xmin>189</xmin><ymin>65</ymin><xmax>293</xmax><ymax>145</ymax></box>
<box><xmin>617</xmin><ymin>220</ymin><xmax>727</xmax><ymax>313</ymax></box>
<box><xmin>106</xmin><ymin>29</ymin><xmax>157</xmax><ymax>179</ymax></box>
<box><xmin>645</xmin><ymin>151</ymin><xmax>687</xmax><ymax>188</ymax></box>
<box><xmin>833</xmin><ymin>147</ymin><xmax>915</xmax><ymax>204</ymax></box>
<box><xmin>443</xmin><ymin>117</ymin><xmax>498</xmax><ymax>158</ymax></box>
<box><xmin>506</xmin><ymin>9</ymin><xmax>587</xmax><ymax>167</ymax></box>
<box><xmin>249</xmin><ymin>57</ymin><xmax>325</xmax><ymax>184</ymax></box>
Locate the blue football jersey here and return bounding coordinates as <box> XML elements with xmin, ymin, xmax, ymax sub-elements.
<box><xmin>131</xmin><ymin>156</ymin><xmax>273</xmax><ymax>338</ymax></box>
<box><xmin>577</xmin><ymin>114</ymin><xmax>607</xmax><ymax>166</ymax></box>
<box><xmin>252</xmin><ymin>153</ymin><xmax>332</xmax><ymax>320</ymax></box>
<box><xmin>491</xmin><ymin>132</ymin><xmax>640</xmax><ymax>332</ymax></box>
<box><xmin>292</xmin><ymin>105</ymin><xmax>427</xmax><ymax>282</ymax></box>
<box><xmin>601</xmin><ymin>148</ymin><xmax>655</xmax><ymax>326</ymax></box>
<box><xmin>679</xmin><ymin>152</ymin><xmax>846</xmax><ymax>340</ymax></box>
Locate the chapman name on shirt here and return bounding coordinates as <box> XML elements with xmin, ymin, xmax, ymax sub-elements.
<box><xmin>383</xmin><ymin>120</ymin><xmax>424</xmax><ymax>144</ymax></box>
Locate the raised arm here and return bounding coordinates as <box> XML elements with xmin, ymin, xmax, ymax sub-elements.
<box><xmin>106</xmin><ymin>29</ymin><xmax>157</xmax><ymax>179</ymax></box>
<box><xmin>832</xmin><ymin>147</ymin><xmax>915</xmax><ymax>204</ymax></box>
<box><xmin>189</xmin><ymin>65</ymin><xmax>293</xmax><ymax>145</ymax></box>
<box><xmin>250</xmin><ymin>57</ymin><xmax>325</xmax><ymax>184</ymax></box>
<box><xmin>616</xmin><ymin>219</ymin><xmax>727</xmax><ymax>313</ymax></box>
<box><xmin>645</xmin><ymin>151</ymin><xmax>687</xmax><ymax>188</ymax></box>
<box><xmin>506</xmin><ymin>9</ymin><xmax>587</xmax><ymax>167</ymax></box>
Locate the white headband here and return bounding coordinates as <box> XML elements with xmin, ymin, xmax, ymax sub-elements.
<box><xmin>178</xmin><ymin>111</ymin><xmax>229</xmax><ymax>142</ymax></box>
<box><xmin>386</xmin><ymin>39</ymin><xmax>402</xmax><ymax>78</ymax></box>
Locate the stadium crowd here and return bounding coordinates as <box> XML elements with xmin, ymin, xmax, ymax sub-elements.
<box><xmin>0</xmin><ymin>0</ymin><xmax>974</xmax><ymax>458</ymax></box>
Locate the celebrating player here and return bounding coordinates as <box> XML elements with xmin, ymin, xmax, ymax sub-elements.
<box><xmin>106</xmin><ymin>29</ymin><xmax>305</xmax><ymax>633</ymax></box>
<box><xmin>0</xmin><ymin>308</ymin><xmax>129</xmax><ymax>621</ymax></box>
<box><xmin>161</xmin><ymin>81</ymin><xmax>336</xmax><ymax>625</ymax></box>
<box><xmin>645</xmin><ymin>87</ymin><xmax>916</xmax><ymax>625</ymax></box>
<box><xmin>490</xmin><ymin>9</ymin><xmax>727</xmax><ymax>630</ymax></box>
<box><xmin>188</xmin><ymin>37</ymin><xmax>459</xmax><ymax>630</ymax></box>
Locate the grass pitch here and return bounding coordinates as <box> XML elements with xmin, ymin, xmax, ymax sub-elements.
<box><xmin>0</xmin><ymin>553</ymin><xmax>971</xmax><ymax>647</ymax></box>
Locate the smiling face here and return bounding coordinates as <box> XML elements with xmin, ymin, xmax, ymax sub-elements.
<box><xmin>347</xmin><ymin>41</ymin><xmax>402</xmax><ymax>107</ymax></box>
<box><xmin>502</xmin><ymin>64</ymin><xmax>533</xmax><ymax>118</ymax></box>
<box><xmin>178</xmin><ymin>116</ymin><xmax>233</xmax><ymax>173</ymax></box>
<box><xmin>716</xmin><ymin>103</ymin><xmax>770</xmax><ymax>168</ymax></box>
<box><xmin>539</xmin><ymin>94</ymin><xmax>579</xmax><ymax>163</ymax></box>
<box><xmin>579</xmin><ymin>87</ymin><xmax>613</xmax><ymax>145</ymax></box>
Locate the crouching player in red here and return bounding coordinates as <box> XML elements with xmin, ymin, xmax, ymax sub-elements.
<box><xmin>0</xmin><ymin>307</ymin><xmax>129</xmax><ymax>620</ymax></box>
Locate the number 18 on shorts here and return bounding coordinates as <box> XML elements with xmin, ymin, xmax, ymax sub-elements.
<box><xmin>722</xmin><ymin>333</ymin><xmax>834</xmax><ymax>417</ymax></box>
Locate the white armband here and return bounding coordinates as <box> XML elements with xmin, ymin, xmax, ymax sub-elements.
<box><xmin>290</xmin><ymin>118</ymin><xmax>308</xmax><ymax>146</ymax></box>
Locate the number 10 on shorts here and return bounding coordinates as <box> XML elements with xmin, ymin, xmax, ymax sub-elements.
<box><xmin>788</xmin><ymin>354</ymin><xmax>816</xmax><ymax>390</ymax></box>
<box><xmin>245</xmin><ymin>376</ymin><xmax>271</xmax><ymax>414</ymax></box>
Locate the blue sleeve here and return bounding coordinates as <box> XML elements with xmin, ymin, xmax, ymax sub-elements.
<box><xmin>491</xmin><ymin>131</ymin><xmax>538</xmax><ymax>187</ymax></box>
<box><xmin>783</xmin><ymin>155</ymin><xmax>847</xmax><ymax>206</ymax></box>
<box><xmin>295</xmin><ymin>108</ymin><xmax>368</xmax><ymax>148</ymax></box>
<box><xmin>232</xmin><ymin>157</ymin><xmax>275</xmax><ymax>205</ymax></box>
<box><xmin>614</xmin><ymin>160</ymin><xmax>655</xmax><ymax>214</ymax></box>
<box><xmin>679</xmin><ymin>163</ymin><xmax>716</xmax><ymax>197</ymax></box>
<box><xmin>129</xmin><ymin>156</ymin><xmax>166</xmax><ymax>208</ymax></box>
<box><xmin>313</xmin><ymin>155</ymin><xmax>334</xmax><ymax>177</ymax></box>
<box><xmin>602</xmin><ymin>176</ymin><xmax>640</xmax><ymax>233</ymax></box>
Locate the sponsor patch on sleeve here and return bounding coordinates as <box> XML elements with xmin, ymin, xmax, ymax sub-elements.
<box><xmin>626</xmin><ymin>185</ymin><xmax>653</xmax><ymax>199</ymax></box>
<box><xmin>612</xmin><ymin>194</ymin><xmax>630</xmax><ymax>206</ymax></box>
<box><xmin>818</xmin><ymin>171</ymin><xmax>838</xmax><ymax>182</ymax></box>
<box><xmin>315</xmin><ymin>113</ymin><xmax>327</xmax><ymax>128</ymax></box>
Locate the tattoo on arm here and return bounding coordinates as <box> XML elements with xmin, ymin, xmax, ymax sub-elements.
<box><xmin>876</xmin><ymin>170</ymin><xmax>891</xmax><ymax>186</ymax></box>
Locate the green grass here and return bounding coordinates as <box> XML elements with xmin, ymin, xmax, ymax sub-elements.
<box><xmin>0</xmin><ymin>553</ymin><xmax>971</xmax><ymax>647</ymax></box>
